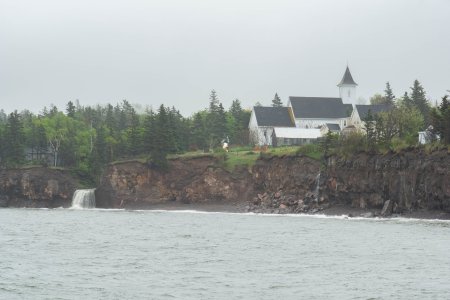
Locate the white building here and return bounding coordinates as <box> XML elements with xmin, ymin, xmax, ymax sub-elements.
<box><xmin>272</xmin><ymin>127</ymin><xmax>322</xmax><ymax>146</ymax></box>
<box><xmin>248</xmin><ymin>106</ymin><xmax>296</xmax><ymax>146</ymax></box>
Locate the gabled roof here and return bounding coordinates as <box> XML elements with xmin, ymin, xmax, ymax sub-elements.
<box><xmin>253</xmin><ymin>106</ymin><xmax>295</xmax><ymax>127</ymax></box>
<box><xmin>338</xmin><ymin>66</ymin><xmax>357</xmax><ymax>86</ymax></box>
<box><xmin>324</xmin><ymin>123</ymin><xmax>341</xmax><ymax>131</ymax></box>
<box><xmin>355</xmin><ymin>104</ymin><xmax>392</xmax><ymax>120</ymax></box>
<box><xmin>289</xmin><ymin>97</ymin><xmax>353</xmax><ymax>119</ymax></box>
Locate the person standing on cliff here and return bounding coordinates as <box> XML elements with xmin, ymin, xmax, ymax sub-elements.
<box><xmin>222</xmin><ymin>136</ymin><xmax>230</xmax><ymax>152</ymax></box>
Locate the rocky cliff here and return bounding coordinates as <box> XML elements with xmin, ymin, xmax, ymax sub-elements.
<box><xmin>1</xmin><ymin>149</ymin><xmax>448</xmax><ymax>217</ymax></box>
<box><xmin>95</xmin><ymin>156</ymin><xmax>255</xmax><ymax>209</ymax></box>
<box><xmin>0</xmin><ymin>167</ymin><xmax>78</xmax><ymax>208</ymax></box>
<box><xmin>94</xmin><ymin>154</ymin><xmax>321</xmax><ymax>212</ymax></box>
<box><xmin>322</xmin><ymin>149</ymin><xmax>450</xmax><ymax>215</ymax></box>
<box><xmin>95</xmin><ymin>149</ymin><xmax>449</xmax><ymax>216</ymax></box>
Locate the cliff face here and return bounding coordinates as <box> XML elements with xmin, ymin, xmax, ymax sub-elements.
<box><xmin>322</xmin><ymin>149</ymin><xmax>450</xmax><ymax>213</ymax></box>
<box><xmin>0</xmin><ymin>167</ymin><xmax>77</xmax><ymax>208</ymax></box>
<box><xmin>1</xmin><ymin>149</ymin><xmax>448</xmax><ymax>215</ymax></box>
<box><xmin>95</xmin><ymin>150</ymin><xmax>450</xmax><ymax>215</ymax></box>
<box><xmin>95</xmin><ymin>156</ymin><xmax>255</xmax><ymax>209</ymax></box>
<box><xmin>95</xmin><ymin>155</ymin><xmax>322</xmax><ymax>210</ymax></box>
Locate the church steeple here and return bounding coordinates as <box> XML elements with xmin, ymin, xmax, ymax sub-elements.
<box><xmin>337</xmin><ymin>66</ymin><xmax>357</xmax><ymax>86</ymax></box>
<box><xmin>338</xmin><ymin>66</ymin><xmax>358</xmax><ymax>106</ymax></box>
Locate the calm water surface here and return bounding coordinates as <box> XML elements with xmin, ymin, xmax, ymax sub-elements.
<box><xmin>1</xmin><ymin>208</ymin><xmax>449</xmax><ymax>299</ymax></box>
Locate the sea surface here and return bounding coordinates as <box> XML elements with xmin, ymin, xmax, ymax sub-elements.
<box><xmin>1</xmin><ymin>208</ymin><xmax>449</xmax><ymax>300</ymax></box>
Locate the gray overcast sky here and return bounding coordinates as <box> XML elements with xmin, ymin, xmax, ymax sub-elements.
<box><xmin>1</xmin><ymin>0</ymin><xmax>449</xmax><ymax>116</ymax></box>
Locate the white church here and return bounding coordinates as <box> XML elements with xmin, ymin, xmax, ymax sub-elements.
<box><xmin>248</xmin><ymin>66</ymin><xmax>391</xmax><ymax>146</ymax></box>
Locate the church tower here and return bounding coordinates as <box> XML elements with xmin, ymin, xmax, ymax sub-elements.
<box><xmin>337</xmin><ymin>66</ymin><xmax>357</xmax><ymax>106</ymax></box>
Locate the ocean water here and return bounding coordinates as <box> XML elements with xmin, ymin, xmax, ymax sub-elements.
<box><xmin>1</xmin><ymin>209</ymin><xmax>449</xmax><ymax>300</ymax></box>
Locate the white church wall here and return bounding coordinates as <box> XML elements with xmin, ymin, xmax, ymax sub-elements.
<box><xmin>296</xmin><ymin>118</ymin><xmax>348</xmax><ymax>129</ymax></box>
<box><xmin>248</xmin><ymin>110</ymin><xmax>274</xmax><ymax>146</ymax></box>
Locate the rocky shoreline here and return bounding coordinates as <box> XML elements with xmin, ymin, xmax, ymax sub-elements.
<box><xmin>1</xmin><ymin>149</ymin><xmax>449</xmax><ymax>220</ymax></box>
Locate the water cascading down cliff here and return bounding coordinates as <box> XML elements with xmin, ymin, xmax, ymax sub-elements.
<box><xmin>71</xmin><ymin>189</ymin><xmax>96</xmax><ymax>209</ymax></box>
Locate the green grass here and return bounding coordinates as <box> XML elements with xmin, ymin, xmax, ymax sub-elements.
<box><xmin>167</xmin><ymin>151</ymin><xmax>213</xmax><ymax>160</ymax></box>
<box><xmin>222</xmin><ymin>150</ymin><xmax>260</xmax><ymax>171</ymax></box>
<box><xmin>109</xmin><ymin>145</ymin><xmax>324</xmax><ymax>172</ymax></box>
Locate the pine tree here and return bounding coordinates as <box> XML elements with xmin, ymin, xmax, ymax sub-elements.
<box><xmin>191</xmin><ymin>111</ymin><xmax>208</xmax><ymax>151</ymax></box>
<box><xmin>206</xmin><ymin>90</ymin><xmax>227</xmax><ymax>149</ymax></box>
<box><xmin>149</xmin><ymin>104</ymin><xmax>173</xmax><ymax>169</ymax></box>
<box><xmin>401</xmin><ymin>91</ymin><xmax>413</xmax><ymax>108</ymax></box>
<box><xmin>126</xmin><ymin>108</ymin><xmax>141</xmax><ymax>156</ymax></box>
<box><xmin>5</xmin><ymin>111</ymin><xmax>25</xmax><ymax>165</ymax></box>
<box><xmin>272</xmin><ymin>93</ymin><xmax>283</xmax><ymax>107</ymax></box>
<box><xmin>410</xmin><ymin>80</ymin><xmax>430</xmax><ymax>127</ymax></box>
<box><xmin>66</xmin><ymin>101</ymin><xmax>76</xmax><ymax>118</ymax></box>
<box><xmin>363</xmin><ymin>109</ymin><xmax>376</xmax><ymax>149</ymax></box>
<box><xmin>384</xmin><ymin>82</ymin><xmax>395</xmax><ymax>105</ymax></box>
<box><xmin>143</xmin><ymin>109</ymin><xmax>156</xmax><ymax>154</ymax></box>
<box><xmin>430</xmin><ymin>95</ymin><xmax>450</xmax><ymax>144</ymax></box>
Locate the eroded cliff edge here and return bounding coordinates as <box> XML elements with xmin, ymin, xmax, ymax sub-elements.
<box><xmin>95</xmin><ymin>149</ymin><xmax>450</xmax><ymax>217</ymax></box>
<box><xmin>322</xmin><ymin>149</ymin><xmax>450</xmax><ymax>216</ymax></box>
<box><xmin>0</xmin><ymin>167</ymin><xmax>77</xmax><ymax>208</ymax></box>
<box><xmin>1</xmin><ymin>149</ymin><xmax>449</xmax><ymax>217</ymax></box>
<box><xmin>95</xmin><ymin>155</ymin><xmax>320</xmax><ymax>210</ymax></box>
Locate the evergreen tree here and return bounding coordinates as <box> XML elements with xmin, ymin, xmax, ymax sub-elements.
<box><xmin>143</xmin><ymin>109</ymin><xmax>156</xmax><ymax>154</ymax></box>
<box><xmin>149</xmin><ymin>104</ymin><xmax>173</xmax><ymax>169</ymax></box>
<box><xmin>272</xmin><ymin>93</ymin><xmax>283</xmax><ymax>107</ymax></box>
<box><xmin>206</xmin><ymin>90</ymin><xmax>227</xmax><ymax>150</ymax></box>
<box><xmin>4</xmin><ymin>111</ymin><xmax>25</xmax><ymax>165</ymax></box>
<box><xmin>401</xmin><ymin>91</ymin><xmax>413</xmax><ymax>108</ymax></box>
<box><xmin>410</xmin><ymin>80</ymin><xmax>430</xmax><ymax>126</ymax></box>
<box><xmin>363</xmin><ymin>109</ymin><xmax>376</xmax><ymax>149</ymax></box>
<box><xmin>128</xmin><ymin>109</ymin><xmax>142</xmax><ymax>156</ymax></box>
<box><xmin>66</xmin><ymin>101</ymin><xmax>76</xmax><ymax>118</ymax></box>
<box><xmin>191</xmin><ymin>111</ymin><xmax>208</xmax><ymax>151</ymax></box>
<box><xmin>229</xmin><ymin>99</ymin><xmax>243</xmax><ymax>123</ymax></box>
<box><xmin>430</xmin><ymin>95</ymin><xmax>450</xmax><ymax>144</ymax></box>
<box><xmin>384</xmin><ymin>82</ymin><xmax>395</xmax><ymax>105</ymax></box>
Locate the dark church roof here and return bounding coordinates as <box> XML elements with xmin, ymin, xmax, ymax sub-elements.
<box><xmin>289</xmin><ymin>97</ymin><xmax>353</xmax><ymax>119</ymax></box>
<box><xmin>355</xmin><ymin>104</ymin><xmax>392</xmax><ymax>120</ymax></box>
<box><xmin>253</xmin><ymin>106</ymin><xmax>295</xmax><ymax>127</ymax></box>
<box><xmin>338</xmin><ymin>66</ymin><xmax>357</xmax><ymax>86</ymax></box>
<box><xmin>325</xmin><ymin>123</ymin><xmax>341</xmax><ymax>131</ymax></box>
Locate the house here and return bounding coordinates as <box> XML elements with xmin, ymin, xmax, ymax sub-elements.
<box><xmin>320</xmin><ymin>123</ymin><xmax>341</xmax><ymax>136</ymax></box>
<box><xmin>288</xmin><ymin>97</ymin><xmax>352</xmax><ymax>129</ymax></box>
<box><xmin>272</xmin><ymin>127</ymin><xmax>322</xmax><ymax>147</ymax></box>
<box><xmin>350</xmin><ymin>103</ymin><xmax>392</xmax><ymax>131</ymax></box>
<box><xmin>248</xmin><ymin>106</ymin><xmax>295</xmax><ymax>145</ymax></box>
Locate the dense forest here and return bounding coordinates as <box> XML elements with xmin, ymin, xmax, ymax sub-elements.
<box><xmin>0</xmin><ymin>90</ymin><xmax>250</xmax><ymax>179</ymax></box>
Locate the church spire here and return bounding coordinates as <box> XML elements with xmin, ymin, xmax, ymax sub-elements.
<box><xmin>338</xmin><ymin>66</ymin><xmax>357</xmax><ymax>86</ymax></box>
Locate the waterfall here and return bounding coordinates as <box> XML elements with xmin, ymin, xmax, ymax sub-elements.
<box><xmin>314</xmin><ymin>172</ymin><xmax>321</xmax><ymax>202</ymax></box>
<box><xmin>71</xmin><ymin>189</ymin><xmax>96</xmax><ymax>209</ymax></box>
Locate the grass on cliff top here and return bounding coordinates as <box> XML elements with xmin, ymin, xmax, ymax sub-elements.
<box><xmin>221</xmin><ymin>144</ymin><xmax>323</xmax><ymax>171</ymax></box>
<box><xmin>109</xmin><ymin>145</ymin><xmax>323</xmax><ymax>171</ymax></box>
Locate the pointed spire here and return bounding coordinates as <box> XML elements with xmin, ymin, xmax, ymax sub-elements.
<box><xmin>338</xmin><ymin>66</ymin><xmax>357</xmax><ymax>86</ymax></box>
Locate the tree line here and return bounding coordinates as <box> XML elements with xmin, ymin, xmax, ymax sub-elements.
<box><xmin>0</xmin><ymin>91</ymin><xmax>250</xmax><ymax>175</ymax></box>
